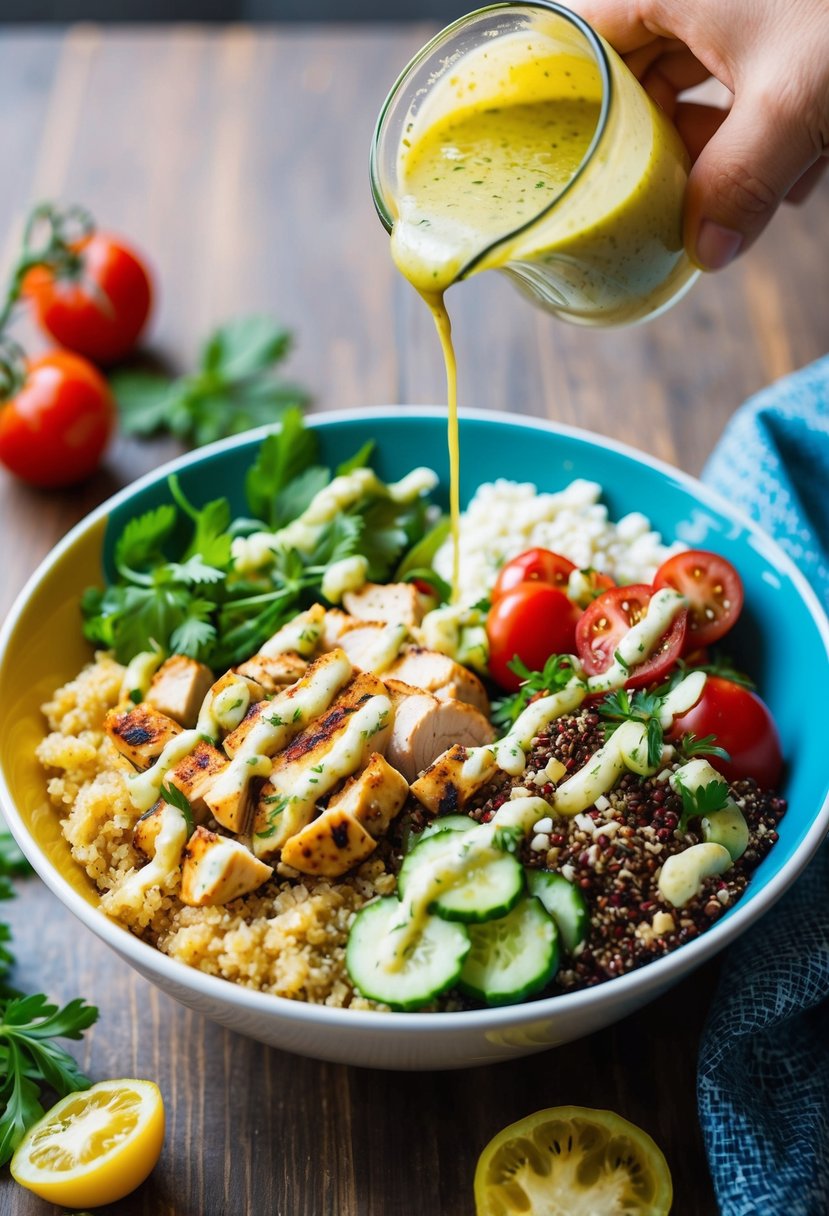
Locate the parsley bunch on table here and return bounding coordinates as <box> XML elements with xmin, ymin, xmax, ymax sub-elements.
<box><xmin>0</xmin><ymin>823</ymin><xmax>98</xmax><ymax>1165</ymax></box>
<box><xmin>81</xmin><ymin>407</ymin><xmax>433</xmax><ymax>668</ymax></box>
<box><xmin>111</xmin><ymin>316</ymin><xmax>310</xmax><ymax>447</ymax></box>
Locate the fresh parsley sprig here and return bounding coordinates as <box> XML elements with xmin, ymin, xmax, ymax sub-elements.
<box><xmin>82</xmin><ymin>408</ymin><xmax>434</xmax><ymax>668</ymax></box>
<box><xmin>491</xmin><ymin>654</ymin><xmax>578</xmax><ymax>731</ymax></box>
<box><xmin>0</xmin><ymin>821</ymin><xmax>98</xmax><ymax>1165</ymax></box>
<box><xmin>597</xmin><ymin>687</ymin><xmax>666</xmax><ymax>768</ymax></box>
<box><xmin>675</xmin><ymin>776</ymin><xmax>731</xmax><ymax>832</ymax></box>
<box><xmin>0</xmin><ymin>994</ymin><xmax>98</xmax><ymax>1166</ymax></box>
<box><xmin>112</xmin><ymin>316</ymin><xmax>310</xmax><ymax>448</ymax></box>
<box><xmin>676</xmin><ymin>732</ymin><xmax>731</xmax><ymax>764</ymax></box>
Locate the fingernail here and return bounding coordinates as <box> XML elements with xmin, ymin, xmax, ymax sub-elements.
<box><xmin>695</xmin><ymin>221</ymin><xmax>743</xmax><ymax>271</ymax></box>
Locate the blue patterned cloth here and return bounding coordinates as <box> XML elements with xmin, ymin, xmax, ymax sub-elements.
<box><xmin>698</xmin><ymin>355</ymin><xmax>829</xmax><ymax>1216</ymax></box>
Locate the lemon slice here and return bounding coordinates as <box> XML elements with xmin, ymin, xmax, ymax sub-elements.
<box><xmin>10</xmin><ymin>1078</ymin><xmax>165</xmax><ymax>1208</ymax></box>
<box><xmin>474</xmin><ymin>1105</ymin><xmax>673</xmax><ymax>1216</ymax></box>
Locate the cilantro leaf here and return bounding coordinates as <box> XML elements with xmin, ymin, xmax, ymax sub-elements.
<box><xmin>491</xmin><ymin>654</ymin><xmax>578</xmax><ymax>731</ymax></box>
<box><xmin>336</xmin><ymin>440</ymin><xmax>375</xmax><ymax>476</ymax></box>
<box><xmin>113</xmin><ymin>316</ymin><xmax>310</xmax><ymax>448</ymax></box>
<box><xmin>675</xmin><ymin>776</ymin><xmax>731</xmax><ymax>831</ymax></box>
<box><xmin>598</xmin><ymin>688</ymin><xmax>667</xmax><ymax>767</ymax></box>
<box><xmin>676</xmin><ymin>732</ymin><xmax>732</xmax><ymax>763</ymax></box>
<box><xmin>244</xmin><ymin>407</ymin><xmax>319</xmax><ymax>526</ymax></box>
<box><xmin>114</xmin><ymin>504</ymin><xmax>177</xmax><ymax>575</ymax></box>
<box><xmin>160</xmin><ymin>783</ymin><xmax>195</xmax><ymax>836</ymax></box>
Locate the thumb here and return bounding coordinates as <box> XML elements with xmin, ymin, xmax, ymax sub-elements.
<box><xmin>684</xmin><ymin>87</ymin><xmax>822</xmax><ymax>270</ymax></box>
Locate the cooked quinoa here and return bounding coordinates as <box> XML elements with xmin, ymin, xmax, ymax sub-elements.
<box><xmin>38</xmin><ymin>653</ymin><xmax>394</xmax><ymax>1009</ymax></box>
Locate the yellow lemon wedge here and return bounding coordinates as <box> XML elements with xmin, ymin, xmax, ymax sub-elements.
<box><xmin>10</xmin><ymin>1078</ymin><xmax>165</xmax><ymax>1208</ymax></box>
<box><xmin>474</xmin><ymin>1105</ymin><xmax>673</xmax><ymax>1216</ymax></box>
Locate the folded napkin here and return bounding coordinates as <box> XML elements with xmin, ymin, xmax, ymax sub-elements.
<box><xmin>699</xmin><ymin>354</ymin><xmax>829</xmax><ymax>1216</ymax></box>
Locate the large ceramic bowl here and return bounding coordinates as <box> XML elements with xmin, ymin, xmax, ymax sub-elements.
<box><xmin>2</xmin><ymin>408</ymin><xmax>828</xmax><ymax>1071</ymax></box>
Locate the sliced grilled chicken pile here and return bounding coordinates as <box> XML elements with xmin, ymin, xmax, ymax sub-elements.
<box><xmin>104</xmin><ymin>584</ymin><xmax>496</xmax><ymax>910</ymax></box>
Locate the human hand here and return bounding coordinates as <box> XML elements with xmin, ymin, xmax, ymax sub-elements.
<box><xmin>566</xmin><ymin>0</ymin><xmax>829</xmax><ymax>269</ymax></box>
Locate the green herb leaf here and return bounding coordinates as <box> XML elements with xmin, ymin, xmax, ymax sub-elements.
<box><xmin>675</xmin><ymin>776</ymin><xmax>731</xmax><ymax>831</ymax></box>
<box><xmin>677</xmin><ymin>732</ymin><xmax>732</xmax><ymax>764</ymax></box>
<box><xmin>114</xmin><ymin>504</ymin><xmax>177</xmax><ymax>575</ymax></box>
<box><xmin>112</xmin><ymin>317</ymin><xmax>310</xmax><ymax>448</ymax></box>
<box><xmin>336</xmin><ymin>440</ymin><xmax>375</xmax><ymax>477</ymax></box>
<box><xmin>201</xmin><ymin>315</ymin><xmax>291</xmax><ymax>380</ymax></box>
<box><xmin>0</xmin><ymin>995</ymin><xmax>98</xmax><ymax>1165</ymax></box>
<box><xmin>160</xmin><ymin>783</ymin><xmax>195</xmax><ymax>836</ymax></box>
<box><xmin>111</xmin><ymin>370</ymin><xmax>176</xmax><ymax>437</ymax></box>
<box><xmin>244</xmin><ymin>407</ymin><xmax>318</xmax><ymax>526</ymax></box>
<box><xmin>394</xmin><ymin>516</ymin><xmax>451</xmax><ymax>580</ymax></box>
<box><xmin>491</xmin><ymin>654</ymin><xmax>578</xmax><ymax>731</ymax></box>
<box><xmin>400</xmin><ymin>567</ymin><xmax>451</xmax><ymax>604</ymax></box>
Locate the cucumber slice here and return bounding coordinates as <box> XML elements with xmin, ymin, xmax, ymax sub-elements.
<box><xmin>459</xmin><ymin>897</ymin><xmax>559</xmax><ymax>1006</ymax></box>
<box><xmin>398</xmin><ymin>830</ymin><xmax>525</xmax><ymax>924</ymax></box>
<box><xmin>525</xmin><ymin>868</ymin><xmax>589</xmax><ymax>954</ymax></box>
<box><xmin>346</xmin><ymin>897</ymin><xmax>470</xmax><ymax>1010</ymax></box>
<box><xmin>419</xmin><ymin>814</ymin><xmax>477</xmax><ymax>841</ymax></box>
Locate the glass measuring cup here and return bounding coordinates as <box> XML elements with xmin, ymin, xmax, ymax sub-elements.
<box><xmin>370</xmin><ymin>1</ymin><xmax>700</xmax><ymax>327</ymax></box>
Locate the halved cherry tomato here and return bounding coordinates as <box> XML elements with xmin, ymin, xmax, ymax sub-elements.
<box><xmin>575</xmin><ymin>584</ymin><xmax>687</xmax><ymax>688</ymax></box>
<box><xmin>0</xmin><ymin>351</ymin><xmax>115</xmax><ymax>487</ymax></box>
<box><xmin>487</xmin><ymin>582</ymin><xmax>580</xmax><ymax>691</ymax></box>
<box><xmin>23</xmin><ymin>232</ymin><xmax>152</xmax><ymax>365</ymax></box>
<box><xmin>653</xmin><ymin>550</ymin><xmax>744</xmax><ymax>650</ymax></box>
<box><xmin>669</xmin><ymin>676</ymin><xmax>783</xmax><ymax>787</ymax></box>
<box><xmin>493</xmin><ymin>548</ymin><xmax>576</xmax><ymax>601</ymax></box>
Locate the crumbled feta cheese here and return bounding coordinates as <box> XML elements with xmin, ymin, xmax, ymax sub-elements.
<box><xmin>530</xmin><ymin>834</ymin><xmax>549</xmax><ymax>852</ymax></box>
<box><xmin>533</xmin><ymin>816</ymin><xmax>553</xmax><ymax>834</ymax></box>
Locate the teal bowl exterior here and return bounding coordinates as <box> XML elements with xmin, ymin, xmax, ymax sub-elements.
<box><xmin>4</xmin><ymin>406</ymin><xmax>829</xmax><ymax>1069</ymax></box>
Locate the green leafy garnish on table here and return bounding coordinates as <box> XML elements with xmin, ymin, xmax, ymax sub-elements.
<box><xmin>0</xmin><ymin>822</ymin><xmax>98</xmax><ymax>1166</ymax></box>
<box><xmin>112</xmin><ymin>315</ymin><xmax>310</xmax><ymax>447</ymax></box>
<box><xmin>81</xmin><ymin>407</ymin><xmax>434</xmax><ymax>668</ymax></box>
<box><xmin>0</xmin><ymin>994</ymin><xmax>98</xmax><ymax>1166</ymax></box>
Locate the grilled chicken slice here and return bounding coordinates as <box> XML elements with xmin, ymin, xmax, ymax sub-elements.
<box><xmin>259</xmin><ymin>603</ymin><xmax>325</xmax><ymax>658</ymax></box>
<box><xmin>409</xmin><ymin>742</ymin><xmax>498</xmax><ymax>816</ymax></box>
<box><xmin>385</xmin><ymin>647</ymin><xmax>490</xmax><ymax>716</ymax></box>
<box><xmin>234</xmin><ymin>652</ymin><xmax>308</xmax><ymax>693</ymax></box>
<box><xmin>104</xmin><ymin>704</ymin><xmax>183</xmax><ymax>770</ymax></box>
<box><xmin>203</xmin><ymin>649</ymin><xmax>355</xmax><ymax>835</ymax></box>
<box><xmin>199</xmin><ymin>670</ymin><xmax>266</xmax><ymax>737</ymax></box>
<box><xmin>343</xmin><ymin>582</ymin><xmax>432</xmax><ymax>628</ymax></box>
<box><xmin>327</xmin><ymin>751</ymin><xmax>409</xmax><ymax>837</ymax></box>
<box><xmin>280</xmin><ymin>806</ymin><xmax>377</xmax><ymax>877</ymax></box>
<box><xmin>252</xmin><ymin>674</ymin><xmax>393</xmax><ymax>859</ymax></box>
<box><xmin>180</xmin><ymin>826</ymin><xmax>273</xmax><ymax>906</ymax></box>
<box><xmin>132</xmin><ymin>802</ymin><xmax>166</xmax><ymax>859</ymax></box>
<box><xmin>383</xmin><ymin>679</ymin><xmax>495</xmax><ymax>782</ymax></box>
<box><xmin>338</xmin><ymin>622</ymin><xmax>409</xmax><ymax>673</ymax></box>
<box><xmin>222</xmin><ymin>649</ymin><xmax>353</xmax><ymax>759</ymax></box>
<box><xmin>144</xmin><ymin>655</ymin><xmax>214</xmax><ymax>728</ymax></box>
<box><xmin>320</xmin><ymin>609</ymin><xmax>353</xmax><ymax>650</ymax></box>
<box><xmin>165</xmin><ymin>739</ymin><xmax>227</xmax><ymax>815</ymax></box>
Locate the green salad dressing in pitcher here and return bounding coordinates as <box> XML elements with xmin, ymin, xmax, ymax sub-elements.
<box><xmin>371</xmin><ymin>2</ymin><xmax>699</xmax><ymax>591</ymax></box>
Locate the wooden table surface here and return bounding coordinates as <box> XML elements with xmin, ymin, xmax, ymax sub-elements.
<box><xmin>0</xmin><ymin>23</ymin><xmax>827</xmax><ymax>1216</ymax></box>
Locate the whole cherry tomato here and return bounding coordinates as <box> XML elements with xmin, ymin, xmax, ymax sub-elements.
<box><xmin>487</xmin><ymin>581</ymin><xmax>581</xmax><ymax>691</ymax></box>
<box><xmin>669</xmin><ymin>676</ymin><xmax>783</xmax><ymax>788</ymax></box>
<box><xmin>575</xmin><ymin>583</ymin><xmax>688</xmax><ymax>688</ymax></box>
<box><xmin>0</xmin><ymin>351</ymin><xmax>115</xmax><ymax>487</ymax></box>
<box><xmin>23</xmin><ymin>232</ymin><xmax>152</xmax><ymax>365</ymax></box>
<box><xmin>653</xmin><ymin>550</ymin><xmax>744</xmax><ymax>651</ymax></box>
<box><xmin>493</xmin><ymin>548</ymin><xmax>576</xmax><ymax>601</ymax></box>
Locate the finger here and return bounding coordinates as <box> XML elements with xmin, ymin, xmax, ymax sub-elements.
<box><xmin>684</xmin><ymin>87</ymin><xmax>824</xmax><ymax>269</ymax></box>
<box><xmin>640</xmin><ymin>48</ymin><xmax>713</xmax><ymax>115</ymax></box>
<box><xmin>563</xmin><ymin>0</ymin><xmax>665</xmax><ymax>52</ymax></box>
<box><xmin>785</xmin><ymin>156</ymin><xmax>828</xmax><ymax>204</ymax></box>
<box><xmin>674</xmin><ymin>101</ymin><xmax>729</xmax><ymax>163</ymax></box>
